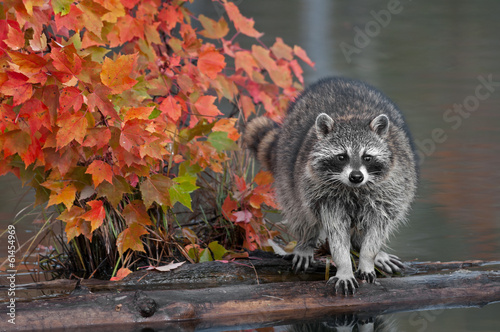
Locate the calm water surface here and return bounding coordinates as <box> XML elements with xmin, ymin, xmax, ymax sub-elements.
<box><xmin>1</xmin><ymin>0</ymin><xmax>500</xmax><ymax>331</ymax></box>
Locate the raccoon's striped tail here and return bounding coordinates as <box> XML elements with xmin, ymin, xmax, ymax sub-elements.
<box><xmin>243</xmin><ymin>117</ymin><xmax>280</xmax><ymax>172</ymax></box>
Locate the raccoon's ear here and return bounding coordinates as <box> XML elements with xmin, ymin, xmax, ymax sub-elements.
<box><xmin>370</xmin><ymin>114</ymin><xmax>390</xmax><ymax>136</ymax></box>
<box><xmin>315</xmin><ymin>113</ymin><xmax>334</xmax><ymax>139</ymax></box>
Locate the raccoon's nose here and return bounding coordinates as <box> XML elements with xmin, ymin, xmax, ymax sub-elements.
<box><xmin>349</xmin><ymin>171</ymin><xmax>364</xmax><ymax>184</ymax></box>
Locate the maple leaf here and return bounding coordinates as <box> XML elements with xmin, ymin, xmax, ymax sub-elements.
<box><xmin>4</xmin><ymin>23</ymin><xmax>25</xmax><ymax>50</ymax></box>
<box><xmin>207</xmin><ymin>131</ymin><xmax>238</xmax><ymax>152</ymax></box>
<box><xmin>122</xmin><ymin>200</ymin><xmax>153</xmax><ymax>226</ymax></box>
<box><xmin>81</xmin><ymin>200</ymin><xmax>106</xmax><ymax>232</ymax></box>
<box><xmin>116</xmin><ymin>223</ymin><xmax>148</xmax><ymax>255</ymax></box>
<box><xmin>59</xmin><ymin>87</ymin><xmax>83</xmax><ymax>113</ymax></box>
<box><xmin>86</xmin><ymin>160</ymin><xmax>113</xmax><ymax>187</ymax></box>
<box><xmin>96</xmin><ymin>175</ymin><xmax>133</xmax><ymax>208</ymax></box>
<box><xmin>0</xmin><ymin>130</ymin><xmax>31</xmax><ymax>158</ymax></box>
<box><xmin>19</xmin><ymin>99</ymin><xmax>51</xmax><ymax>137</ymax></box>
<box><xmin>168</xmin><ymin>174</ymin><xmax>199</xmax><ymax>210</ymax></box>
<box><xmin>252</xmin><ymin>45</ymin><xmax>292</xmax><ymax>89</ymax></box>
<box><xmin>159</xmin><ymin>95</ymin><xmax>182</xmax><ymax>122</ymax></box>
<box><xmin>239</xmin><ymin>95</ymin><xmax>256</xmax><ymax>119</ymax></box>
<box><xmin>50</xmin><ymin>44</ymin><xmax>83</xmax><ymax>77</ymax></box>
<box><xmin>7</xmin><ymin>51</ymin><xmax>47</xmax><ymax>75</ymax></box>
<box><xmin>221</xmin><ymin>195</ymin><xmax>238</xmax><ymax>221</ymax></box>
<box><xmin>193</xmin><ymin>95</ymin><xmax>222</xmax><ymax>119</ymax></box>
<box><xmin>52</xmin><ymin>0</ymin><xmax>73</xmax><ymax>15</ymax></box>
<box><xmin>140</xmin><ymin>173</ymin><xmax>173</xmax><ymax>209</ymax></box>
<box><xmin>253</xmin><ymin>171</ymin><xmax>274</xmax><ymax>186</ymax></box>
<box><xmin>83</xmin><ymin>127</ymin><xmax>111</xmax><ymax>150</ymax></box>
<box><xmin>44</xmin><ymin>182</ymin><xmax>78</xmax><ymax>208</ymax></box>
<box><xmin>293</xmin><ymin>45</ymin><xmax>315</xmax><ymax>67</ymax></box>
<box><xmin>100</xmin><ymin>53</ymin><xmax>138</xmax><ymax>94</ymax></box>
<box><xmin>78</xmin><ymin>0</ymin><xmax>110</xmax><ymax>35</ymax></box>
<box><xmin>110</xmin><ymin>267</ymin><xmax>132</xmax><ymax>281</ymax></box>
<box><xmin>212</xmin><ymin>118</ymin><xmax>240</xmax><ymax>141</ymax></box>
<box><xmin>198</xmin><ymin>15</ymin><xmax>229</xmax><ymax>39</ymax></box>
<box><xmin>197</xmin><ymin>47</ymin><xmax>226</xmax><ymax>79</ymax></box>
<box><xmin>55</xmin><ymin>111</ymin><xmax>88</xmax><ymax>150</ymax></box>
<box><xmin>0</xmin><ymin>71</ymin><xmax>33</xmax><ymax>106</ymax></box>
<box><xmin>223</xmin><ymin>1</ymin><xmax>263</xmax><ymax>38</ymax></box>
<box><xmin>234</xmin><ymin>51</ymin><xmax>259</xmax><ymax>78</ymax></box>
<box><xmin>123</xmin><ymin>106</ymin><xmax>155</xmax><ymax>122</ymax></box>
<box><xmin>271</xmin><ymin>37</ymin><xmax>293</xmax><ymax>60</ymax></box>
<box><xmin>87</xmin><ymin>84</ymin><xmax>120</xmax><ymax>121</ymax></box>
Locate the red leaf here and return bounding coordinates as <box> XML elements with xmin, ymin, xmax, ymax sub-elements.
<box><xmin>221</xmin><ymin>195</ymin><xmax>238</xmax><ymax>221</ymax></box>
<box><xmin>197</xmin><ymin>47</ymin><xmax>226</xmax><ymax>79</ymax></box>
<box><xmin>7</xmin><ymin>51</ymin><xmax>47</xmax><ymax>74</ymax></box>
<box><xmin>193</xmin><ymin>95</ymin><xmax>222</xmax><ymax>119</ymax></box>
<box><xmin>100</xmin><ymin>53</ymin><xmax>138</xmax><ymax>94</ymax></box>
<box><xmin>110</xmin><ymin>267</ymin><xmax>132</xmax><ymax>281</ymax></box>
<box><xmin>116</xmin><ymin>223</ymin><xmax>148</xmax><ymax>255</ymax></box>
<box><xmin>50</xmin><ymin>44</ymin><xmax>83</xmax><ymax>76</ymax></box>
<box><xmin>293</xmin><ymin>45</ymin><xmax>315</xmax><ymax>68</ymax></box>
<box><xmin>81</xmin><ymin>200</ymin><xmax>106</xmax><ymax>232</ymax></box>
<box><xmin>233</xmin><ymin>210</ymin><xmax>252</xmax><ymax>223</ymax></box>
<box><xmin>86</xmin><ymin>160</ymin><xmax>113</xmax><ymax>187</ymax></box>
<box><xmin>19</xmin><ymin>99</ymin><xmax>51</xmax><ymax>137</ymax></box>
<box><xmin>159</xmin><ymin>95</ymin><xmax>182</xmax><ymax>122</ymax></box>
<box><xmin>87</xmin><ymin>84</ymin><xmax>120</xmax><ymax>121</ymax></box>
<box><xmin>4</xmin><ymin>22</ymin><xmax>25</xmax><ymax>50</ymax></box>
<box><xmin>59</xmin><ymin>87</ymin><xmax>83</xmax><ymax>113</ymax></box>
<box><xmin>224</xmin><ymin>2</ymin><xmax>263</xmax><ymax>38</ymax></box>
<box><xmin>1</xmin><ymin>129</ymin><xmax>31</xmax><ymax>158</ymax></box>
<box><xmin>0</xmin><ymin>71</ymin><xmax>33</xmax><ymax>106</ymax></box>
<box><xmin>83</xmin><ymin>127</ymin><xmax>111</xmax><ymax>150</ymax></box>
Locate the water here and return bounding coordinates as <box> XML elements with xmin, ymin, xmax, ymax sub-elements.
<box><xmin>2</xmin><ymin>0</ymin><xmax>500</xmax><ymax>330</ymax></box>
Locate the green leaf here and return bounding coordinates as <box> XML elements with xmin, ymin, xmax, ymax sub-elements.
<box><xmin>168</xmin><ymin>174</ymin><xmax>199</xmax><ymax>210</ymax></box>
<box><xmin>52</xmin><ymin>0</ymin><xmax>73</xmax><ymax>15</ymax></box>
<box><xmin>199</xmin><ymin>248</ymin><xmax>213</xmax><ymax>262</ymax></box>
<box><xmin>208</xmin><ymin>241</ymin><xmax>227</xmax><ymax>260</ymax></box>
<box><xmin>207</xmin><ymin>131</ymin><xmax>238</xmax><ymax>152</ymax></box>
<box><xmin>148</xmin><ymin>108</ymin><xmax>161</xmax><ymax>119</ymax></box>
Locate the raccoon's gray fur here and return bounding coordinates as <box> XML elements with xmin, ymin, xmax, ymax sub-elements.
<box><xmin>244</xmin><ymin>77</ymin><xmax>417</xmax><ymax>295</ymax></box>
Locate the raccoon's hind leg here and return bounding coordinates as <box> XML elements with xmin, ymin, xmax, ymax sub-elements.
<box><xmin>374</xmin><ymin>251</ymin><xmax>404</xmax><ymax>274</ymax></box>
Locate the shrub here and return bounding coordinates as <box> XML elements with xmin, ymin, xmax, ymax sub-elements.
<box><xmin>0</xmin><ymin>0</ymin><xmax>314</xmax><ymax>279</ymax></box>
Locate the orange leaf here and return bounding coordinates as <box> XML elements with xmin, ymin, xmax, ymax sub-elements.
<box><xmin>7</xmin><ymin>51</ymin><xmax>47</xmax><ymax>75</ymax></box>
<box><xmin>56</xmin><ymin>111</ymin><xmax>88</xmax><ymax>150</ymax></box>
<box><xmin>234</xmin><ymin>51</ymin><xmax>258</xmax><ymax>77</ymax></box>
<box><xmin>50</xmin><ymin>45</ymin><xmax>83</xmax><ymax>76</ymax></box>
<box><xmin>293</xmin><ymin>45</ymin><xmax>315</xmax><ymax>67</ymax></box>
<box><xmin>4</xmin><ymin>23</ymin><xmax>25</xmax><ymax>50</ymax></box>
<box><xmin>212</xmin><ymin>118</ymin><xmax>240</xmax><ymax>141</ymax></box>
<box><xmin>123</xmin><ymin>106</ymin><xmax>155</xmax><ymax>122</ymax></box>
<box><xmin>239</xmin><ymin>95</ymin><xmax>255</xmax><ymax>119</ymax></box>
<box><xmin>159</xmin><ymin>95</ymin><xmax>182</xmax><ymax>122</ymax></box>
<box><xmin>270</xmin><ymin>37</ymin><xmax>293</xmax><ymax>60</ymax></box>
<box><xmin>81</xmin><ymin>200</ymin><xmax>106</xmax><ymax>232</ymax></box>
<box><xmin>86</xmin><ymin>160</ymin><xmax>113</xmax><ymax>187</ymax></box>
<box><xmin>100</xmin><ymin>53</ymin><xmax>138</xmax><ymax>94</ymax></box>
<box><xmin>224</xmin><ymin>1</ymin><xmax>263</xmax><ymax>38</ymax></box>
<box><xmin>197</xmin><ymin>47</ymin><xmax>226</xmax><ymax>79</ymax></box>
<box><xmin>116</xmin><ymin>223</ymin><xmax>148</xmax><ymax>255</ymax></box>
<box><xmin>198</xmin><ymin>15</ymin><xmax>229</xmax><ymax>39</ymax></box>
<box><xmin>44</xmin><ymin>182</ymin><xmax>78</xmax><ymax>208</ymax></box>
<box><xmin>252</xmin><ymin>45</ymin><xmax>292</xmax><ymax>89</ymax></box>
<box><xmin>110</xmin><ymin>267</ymin><xmax>132</xmax><ymax>281</ymax></box>
<box><xmin>253</xmin><ymin>170</ymin><xmax>274</xmax><ymax>186</ymax></box>
<box><xmin>1</xmin><ymin>129</ymin><xmax>31</xmax><ymax>158</ymax></box>
<box><xmin>122</xmin><ymin>200</ymin><xmax>153</xmax><ymax>226</ymax></box>
<box><xmin>193</xmin><ymin>95</ymin><xmax>222</xmax><ymax>119</ymax></box>
<box><xmin>140</xmin><ymin>174</ymin><xmax>173</xmax><ymax>209</ymax></box>
<box><xmin>289</xmin><ymin>59</ymin><xmax>304</xmax><ymax>84</ymax></box>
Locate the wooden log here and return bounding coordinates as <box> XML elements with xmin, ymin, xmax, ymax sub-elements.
<box><xmin>3</xmin><ymin>268</ymin><xmax>500</xmax><ymax>331</ymax></box>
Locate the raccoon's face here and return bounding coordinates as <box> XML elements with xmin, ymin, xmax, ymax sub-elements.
<box><xmin>310</xmin><ymin>113</ymin><xmax>392</xmax><ymax>188</ymax></box>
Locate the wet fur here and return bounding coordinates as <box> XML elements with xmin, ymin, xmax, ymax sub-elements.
<box><xmin>244</xmin><ymin>77</ymin><xmax>417</xmax><ymax>295</ymax></box>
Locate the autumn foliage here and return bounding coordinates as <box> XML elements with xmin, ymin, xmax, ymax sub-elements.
<box><xmin>0</xmin><ymin>0</ymin><xmax>314</xmax><ymax>279</ymax></box>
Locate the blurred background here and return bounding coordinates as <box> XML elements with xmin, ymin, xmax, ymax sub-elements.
<box><xmin>1</xmin><ymin>0</ymin><xmax>499</xmax><ymax>330</ymax></box>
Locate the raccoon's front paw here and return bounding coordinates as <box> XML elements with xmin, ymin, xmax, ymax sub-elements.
<box><xmin>327</xmin><ymin>273</ymin><xmax>359</xmax><ymax>295</ymax></box>
<box><xmin>355</xmin><ymin>269</ymin><xmax>376</xmax><ymax>283</ymax></box>
<box><xmin>375</xmin><ymin>251</ymin><xmax>405</xmax><ymax>274</ymax></box>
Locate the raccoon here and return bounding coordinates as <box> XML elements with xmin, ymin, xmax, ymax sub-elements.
<box><xmin>244</xmin><ymin>77</ymin><xmax>417</xmax><ymax>295</ymax></box>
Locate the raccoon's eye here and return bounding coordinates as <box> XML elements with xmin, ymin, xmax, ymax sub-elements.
<box><xmin>363</xmin><ymin>155</ymin><xmax>373</xmax><ymax>162</ymax></box>
<box><xmin>336</xmin><ymin>154</ymin><xmax>348</xmax><ymax>162</ymax></box>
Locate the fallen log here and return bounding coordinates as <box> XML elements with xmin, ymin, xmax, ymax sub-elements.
<box><xmin>2</xmin><ymin>263</ymin><xmax>500</xmax><ymax>331</ymax></box>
